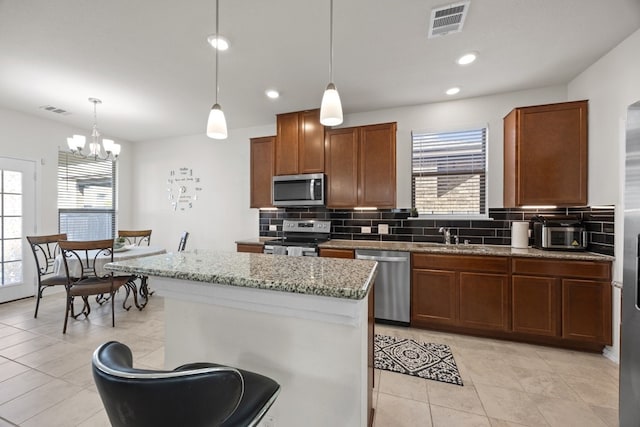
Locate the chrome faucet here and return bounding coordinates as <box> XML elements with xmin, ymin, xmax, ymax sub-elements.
<box><xmin>438</xmin><ymin>227</ymin><xmax>451</xmax><ymax>244</ymax></box>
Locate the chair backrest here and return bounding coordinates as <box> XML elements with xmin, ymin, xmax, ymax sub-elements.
<box><xmin>92</xmin><ymin>341</ymin><xmax>243</xmax><ymax>427</ymax></box>
<box><xmin>178</xmin><ymin>231</ymin><xmax>189</xmax><ymax>252</ymax></box>
<box><xmin>58</xmin><ymin>239</ymin><xmax>114</xmax><ymax>281</ymax></box>
<box><xmin>26</xmin><ymin>234</ymin><xmax>67</xmax><ymax>279</ymax></box>
<box><xmin>118</xmin><ymin>230</ymin><xmax>152</xmax><ymax>246</ymax></box>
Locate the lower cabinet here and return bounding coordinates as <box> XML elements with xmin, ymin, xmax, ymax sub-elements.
<box><xmin>319</xmin><ymin>248</ymin><xmax>354</xmax><ymax>259</ymax></box>
<box><xmin>411</xmin><ymin>254</ymin><xmax>510</xmax><ymax>332</ymax></box>
<box><xmin>236</xmin><ymin>244</ymin><xmax>264</xmax><ymax>254</ymax></box>
<box><xmin>412</xmin><ymin>253</ymin><xmax>612</xmax><ymax>350</ymax></box>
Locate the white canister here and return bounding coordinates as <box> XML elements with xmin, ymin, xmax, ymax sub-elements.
<box><xmin>511</xmin><ymin>221</ymin><xmax>530</xmax><ymax>249</ymax></box>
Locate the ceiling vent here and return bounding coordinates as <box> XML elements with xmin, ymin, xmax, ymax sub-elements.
<box><xmin>39</xmin><ymin>105</ymin><xmax>71</xmax><ymax>115</ymax></box>
<box><xmin>428</xmin><ymin>1</ymin><xmax>470</xmax><ymax>38</ymax></box>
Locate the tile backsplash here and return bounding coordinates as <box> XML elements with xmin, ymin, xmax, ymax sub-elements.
<box><xmin>259</xmin><ymin>206</ymin><xmax>615</xmax><ymax>256</ymax></box>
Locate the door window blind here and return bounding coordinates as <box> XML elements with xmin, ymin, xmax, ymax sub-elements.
<box><xmin>57</xmin><ymin>152</ymin><xmax>116</xmax><ymax>240</ymax></box>
<box><xmin>412</xmin><ymin>128</ymin><xmax>487</xmax><ymax>216</ymax></box>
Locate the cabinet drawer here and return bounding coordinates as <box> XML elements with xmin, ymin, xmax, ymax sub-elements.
<box><xmin>412</xmin><ymin>253</ymin><xmax>508</xmax><ymax>273</ymax></box>
<box><xmin>512</xmin><ymin>257</ymin><xmax>610</xmax><ymax>280</ymax></box>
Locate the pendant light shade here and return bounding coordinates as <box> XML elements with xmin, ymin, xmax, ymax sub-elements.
<box><xmin>320</xmin><ymin>83</ymin><xmax>343</xmax><ymax>126</ymax></box>
<box><xmin>207</xmin><ymin>103</ymin><xmax>228</xmax><ymax>139</ymax></box>
<box><xmin>320</xmin><ymin>0</ymin><xmax>343</xmax><ymax>126</ymax></box>
<box><xmin>207</xmin><ymin>0</ymin><xmax>228</xmax><ymax>139</ymax></box>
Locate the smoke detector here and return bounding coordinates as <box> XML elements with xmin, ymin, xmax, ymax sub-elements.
<box><xmin>428</xmin><ymin>1</ymin><xmax>470</xmax><ymax>38</ymax></box>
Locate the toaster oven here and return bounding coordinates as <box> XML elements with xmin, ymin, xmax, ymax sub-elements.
<box><xmin>531</xmin><ymin>215</ymin><xmax>587</xmax><ymax>250</ymax></box>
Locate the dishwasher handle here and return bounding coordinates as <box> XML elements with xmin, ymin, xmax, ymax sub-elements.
<box><xmin>356</xmin><ymin>254</ymin><xmax>408</xmax><ymax>263</ymax></box>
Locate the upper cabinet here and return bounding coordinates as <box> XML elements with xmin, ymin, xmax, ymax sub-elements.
<box><xmin>325</xmin><ymin>122</ymin><xmax>397</xmax><ymax>208</ymax></box>
<box><xmin>504</xmin><ymin>100</ymin><xmax>588</xmax><ymax>207</ymax></box>
<box><xmin>250</xmin><ymin>136</ymin><xmax>274</xmax><ymax>208</ymax></box>
<box><xmin>274</xmin><ymin>109</ymin><xmax>325</xmax><ymax>176</ymax></box>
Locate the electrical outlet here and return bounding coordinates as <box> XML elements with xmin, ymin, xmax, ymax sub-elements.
<box><xmin>269</xmin><ymin>225</ymin><xmax>277</xmax><ymax>231</ymax></box>
<box><xmin>378</xmin><ymin>224</ymin><xmax>389</xmax><ymax>234</ymax></box>
<box><xmin>361</xmin><ymin>226</ymin><xmax>371</xmax><ymax>234</ymax></box>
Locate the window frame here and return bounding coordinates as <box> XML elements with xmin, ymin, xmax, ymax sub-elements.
<box><xmin>411</xmin><ymin>124</ymin><xmax>489</xmax><ymax>219</ymax></box>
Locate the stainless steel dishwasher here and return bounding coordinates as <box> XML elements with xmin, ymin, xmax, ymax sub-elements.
<box><xmin>355</xmin><ymin>249</ymin><xmax>410</xmax><ymax>325</ymax></box>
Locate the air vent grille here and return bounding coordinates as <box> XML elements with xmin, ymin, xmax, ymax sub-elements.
<box><xmin>428</xmin><ymin>1</ymin><xmax>470</xmax><ymax>38</ymax></box>
<box><xmin>39</xmin><ymin>105</ymin><xmax>71</xmax><ymax>115</ymax></box>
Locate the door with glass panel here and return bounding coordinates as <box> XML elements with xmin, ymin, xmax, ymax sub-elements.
<box><xmin>0</xmin><ymin>158</ymin><xmax>36</xmax><ymax>303</ymax></box>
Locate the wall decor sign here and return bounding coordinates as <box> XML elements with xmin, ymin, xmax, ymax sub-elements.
<box><xmin>167</xmin><ymin>167</ymin><xmax>202</xmax><ymax>211</ymax></box>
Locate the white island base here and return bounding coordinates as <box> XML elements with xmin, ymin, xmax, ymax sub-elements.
<box><xmin>153</xmin><ymin>276</ymin><xmax>372</xmax><ymax>427</ymax></box>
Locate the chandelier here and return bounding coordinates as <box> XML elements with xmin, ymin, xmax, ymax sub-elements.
<box><xmin>66</xmin><ymin>98</ymin><xmax>121</xmax><ymax>160</ymax></box>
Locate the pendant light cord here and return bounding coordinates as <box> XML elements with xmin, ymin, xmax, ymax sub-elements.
<box><xmin>215</xmin><ymin>0</ymin><xmax>220</xmax><ymax>104</ymax></box>
<box><xmin>329</xmin><ymin>0</ymin><xmax>334</xmax><ymax>82</ymax></box>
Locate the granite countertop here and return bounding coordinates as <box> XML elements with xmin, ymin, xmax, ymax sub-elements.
<box><xmin>319</xmin><ymin>239</ymin><xmax>614</xmax><ymax>262</ymax></box>
<box><xmin>104</xmin><ymin>250</ymin><xmax>377</xmax><ymax>300</ymax></box>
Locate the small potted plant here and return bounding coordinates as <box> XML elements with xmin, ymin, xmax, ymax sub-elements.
<box><xmin>409</xmin><ymin>207</ymin><xmax>419</xmax><ymax>217</ymax></box>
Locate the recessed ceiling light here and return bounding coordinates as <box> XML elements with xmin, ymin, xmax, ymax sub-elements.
<box><xmin>265</xmin><ymin>90</ymin><xmax>280</xmax><ymax>99</ymax></box>
<box><xmin>456</xmin><ymin>52</ymin><xmax>477</xmax><ymax>65</ymax></box>
<box><xmin>207</xmin><ymin>34</ymin><xmax>230</xmax><ymax>51</ymax></box>
<box><xmin>446</xmin><ymin>87</ymin><xmax>460</xmax><ymax>95</ymax></box>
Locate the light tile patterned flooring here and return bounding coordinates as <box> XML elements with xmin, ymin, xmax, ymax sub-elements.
<box><xmin>0</xmin><ymin>290</ymin><xmax>620</xmax><ymax>426</ymax></box>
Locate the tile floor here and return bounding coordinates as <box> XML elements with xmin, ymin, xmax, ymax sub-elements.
<box><xmin>0</xmin><ymin>290</ymin><xmax>620</xmax><ymax>427</ymax></box>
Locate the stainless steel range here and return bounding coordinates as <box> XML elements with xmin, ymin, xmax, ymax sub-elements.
<box><xmin>263</xmin><ymin>219</ymin><xmax>331</xmax><ymax>256</ymax></box>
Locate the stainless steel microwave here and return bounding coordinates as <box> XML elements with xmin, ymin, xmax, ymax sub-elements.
<box><xmin>531</xmin><ymin>215</ymin><xmax>587</xmax><ymax>250</ymax></box>
<box><xmin>272</xmin><ymin>173</ymin><xmax>325</xmax><ymax>207</ymax></box>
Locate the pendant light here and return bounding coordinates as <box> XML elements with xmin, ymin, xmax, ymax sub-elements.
<box><xmin>207</xmin><ymin>0</ymin><xmax>228</xmax><ymax>139</ymax></box>
<box><xmin>320</xmin><ymin>0</ymin><xmax>343</xmax><ymax>126</ymax></box>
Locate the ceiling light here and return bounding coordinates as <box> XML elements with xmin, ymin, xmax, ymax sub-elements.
<box><xmin>446</xmin><ymin>87</ymin><xmax>460</xmax><ymax>95</ymax></box>
<box><xmin>206</xmin><ymin>0</ymin><xmax>228</xmax><ymax>140</ymax></box>
<box><xmin>207</xmin><ymin>34</ymin><xmax>230</xmax><ymax>51</ymax></box>
<box><xmin>320</xmin><ymin>0</ymin><xmax>343</xmax><ymax>127</ymax></box>
<box><xmin>457</xmin><ymin>52</ymin><xmax>477</xmax><ymax>65</ymax></box>
<box><xmin>66</xmin><ymin>98</ymin><xmax>120</xmax><ymax>160</ymax></box>
<box><xmin>265</xmin><ymin>90</ymin><xmax>280</xmax><ymax>99</ymax></box>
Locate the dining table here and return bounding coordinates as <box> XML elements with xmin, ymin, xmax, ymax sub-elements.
<box><xmin>54</xmin><ymin>244</ymin><xmax>167</xmax><ymax>309</ymax></box>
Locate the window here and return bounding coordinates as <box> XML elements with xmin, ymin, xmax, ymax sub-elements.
<box><xmin>1</xmin><ymin>169</ymin><xmax>23</xmax><ymax>285</ymax></box>
<box><xmin>58</xmin><ymin>152</ymin><xmax>116</xmax><ymax>240</ymax></box>
<box><xmin>412</xmin><ymin>127</ymin><xmax>487</xmax><ymax>216</ymax></box>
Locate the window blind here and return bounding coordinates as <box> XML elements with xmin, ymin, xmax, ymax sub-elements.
<box><xmin>57</xmin><ymin>152</ymin><xmax>116</xmax><ymax>240</ymax></box>
<box><xmin>411</xmin><ymin>128</ymin><xmax>487</xmax><ymax>215</ymax></box>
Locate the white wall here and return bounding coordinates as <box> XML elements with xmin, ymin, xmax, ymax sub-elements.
<box><xmin>0</xmin><ymin>108</ymin><xmax>134</xmax><ymax>235</ymax></box>
<box><xmin>129</xmin><ymin>124</ymin><xmax>274</xmax><ymax>252</ymax></box>
<box><xmin>568</xmin><ymin>28</ymin><xmax>640</xmax><ymax>362</ymax></box>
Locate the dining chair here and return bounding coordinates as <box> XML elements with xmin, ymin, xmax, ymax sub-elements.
<box><xmin>58</xmin><ymin>239</ymin><xmax>133</xmax><ymax>333</ymax></box>
<box><xmin>117</xmin><ymin>229</ymin><xmax>152</xmax><ymax>246</ymax></box>
<box><xmin>93</xmin><ymin>341</ymin><xmax>280</xmax><ymax>427</ymax></box>
<box><xmin>178</xmin><ymin>231</ymin><xmax>189</xmax><ymax>252</ymax></box>
<box><xmin>26</xmin><ymin>233</ymin><xmax>68</xmax><ymax>318</ymax></box>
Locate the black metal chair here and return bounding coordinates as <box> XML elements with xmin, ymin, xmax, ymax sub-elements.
<box><xmin>178</xmin><ymin>231</ymin><xmax>189</xmax><ymax>252</ymax></box>
<box><xmin>58</xmin><ymin>240</ymin><xmax>132</xmax><ymax>333</ymax></box>
<box><xmin>118</xmin><ymin>229</ymin><xmax>152</xmax><ymax>246</ymax></box>
<box><xmin>92</xmin><ymin>341</ymin><xmax>280</xmax><ymax>427</ymax></box>
<box><xmin>26</xmin><ymin>233</ymin><xmax>68</xmax><ymax>318</ymax></box>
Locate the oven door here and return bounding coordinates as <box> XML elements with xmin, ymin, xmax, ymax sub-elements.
<box><xmin>542</xmin><ymin>227</ymin><xmax>587</xmax><ymax>250</ymax></box>
<box><xmin>286</xmin><ymin>246</ymin><xmax>318</xmax><ymax>257</ymax></box>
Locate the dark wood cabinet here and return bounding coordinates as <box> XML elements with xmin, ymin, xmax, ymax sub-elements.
<box><xmin>319</xmin><ymin>248</ymin><xmax>355</xmax><ymax>259</ymax></box>
<box><xmin>250</xmin><ymin>136</ymin><xmax>274</xmax><ymax>208</ymax></box>
<box><xmin>511</xmin><ymin>257</ymin><xmax>612</xmax><ymax>347</ymax></box>
<box><xmin>236</xmin><ymin>244</ymin><xmax>264</xmax><ymax>253</ymax></box>
<box><xmin>512</xmin><ymin>275</ymin><xmax>560</xmax><ymax>337</ymax></box>
<box><xmin>325</xmin><ymin>122</ymin><xmax>396</xmax><ymax>208</ymax></box>
<box><xmin>504</xmin><ymin>100</ymin><xmax>588</xmax><ymax>207</ymax></box>
<box><xmin>411</xmin><ymin>254</ymin><xmax>509</xmax><ymax>331</ymax></box>
<box><xmin>274</xmin><ymin>109</ymin><xmax>324</xmax><ymax>176</ymax></box>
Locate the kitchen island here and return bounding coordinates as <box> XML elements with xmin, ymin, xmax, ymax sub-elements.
<box><xmin>105</xmin><ymin>250</ymin><xmax>378</xmax><ymax>427</ymax></box>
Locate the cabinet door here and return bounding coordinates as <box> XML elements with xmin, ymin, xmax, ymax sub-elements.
<box><xmin>325</xmin><ymin>127</ymin><xmax>359</xmax><ymax>208</ymax></box>
<box><xmin>411</xmin><ymin>269</ymin><xmax>457</xmax><ymax>326</ymax></box>
<box><xmin>562</xmin><ymin>279</ymin><xmax>612</xmax><ymax>344</ymax></box>
<box><xmin>319</xmin><ymin>248</ymin><xmax>354</xmax><ymax>259</ymax></box>
<box><xmin>504</xmin><ymin>100</ymin><xmax>588</xmax><ymax>207</ymax></box>
<box><xmin>250</xmin><ymin>136</ymin><xmax>274</xmax><ymax>208</ymax></box>
<box><xmin>299</xmin><ymin>109</ymin><xmax>324</xmax><ymax>174</ymax></box>
<box><xmin>459</xmin><ymin>272</ymin><xmax>510</xmax><ymax>331</ymax></box>
<box><xmin>274</xmin><ymin>112</ymin><xmax>299</xmax><ymax>176</ymax></box>
<box><xmin>358</xmin><ymin>123</ymin><xmax>396</xmax><ymax>208</ymax></box>
<box><xmin>512</xmin><ymin>275</ymin><xmax>560</xmax><ymax>336</ymax></box>
<box><xmin>236</xmin><ymin>244</ymin><xmax>264</xmax><ymax>253</ymax></box>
